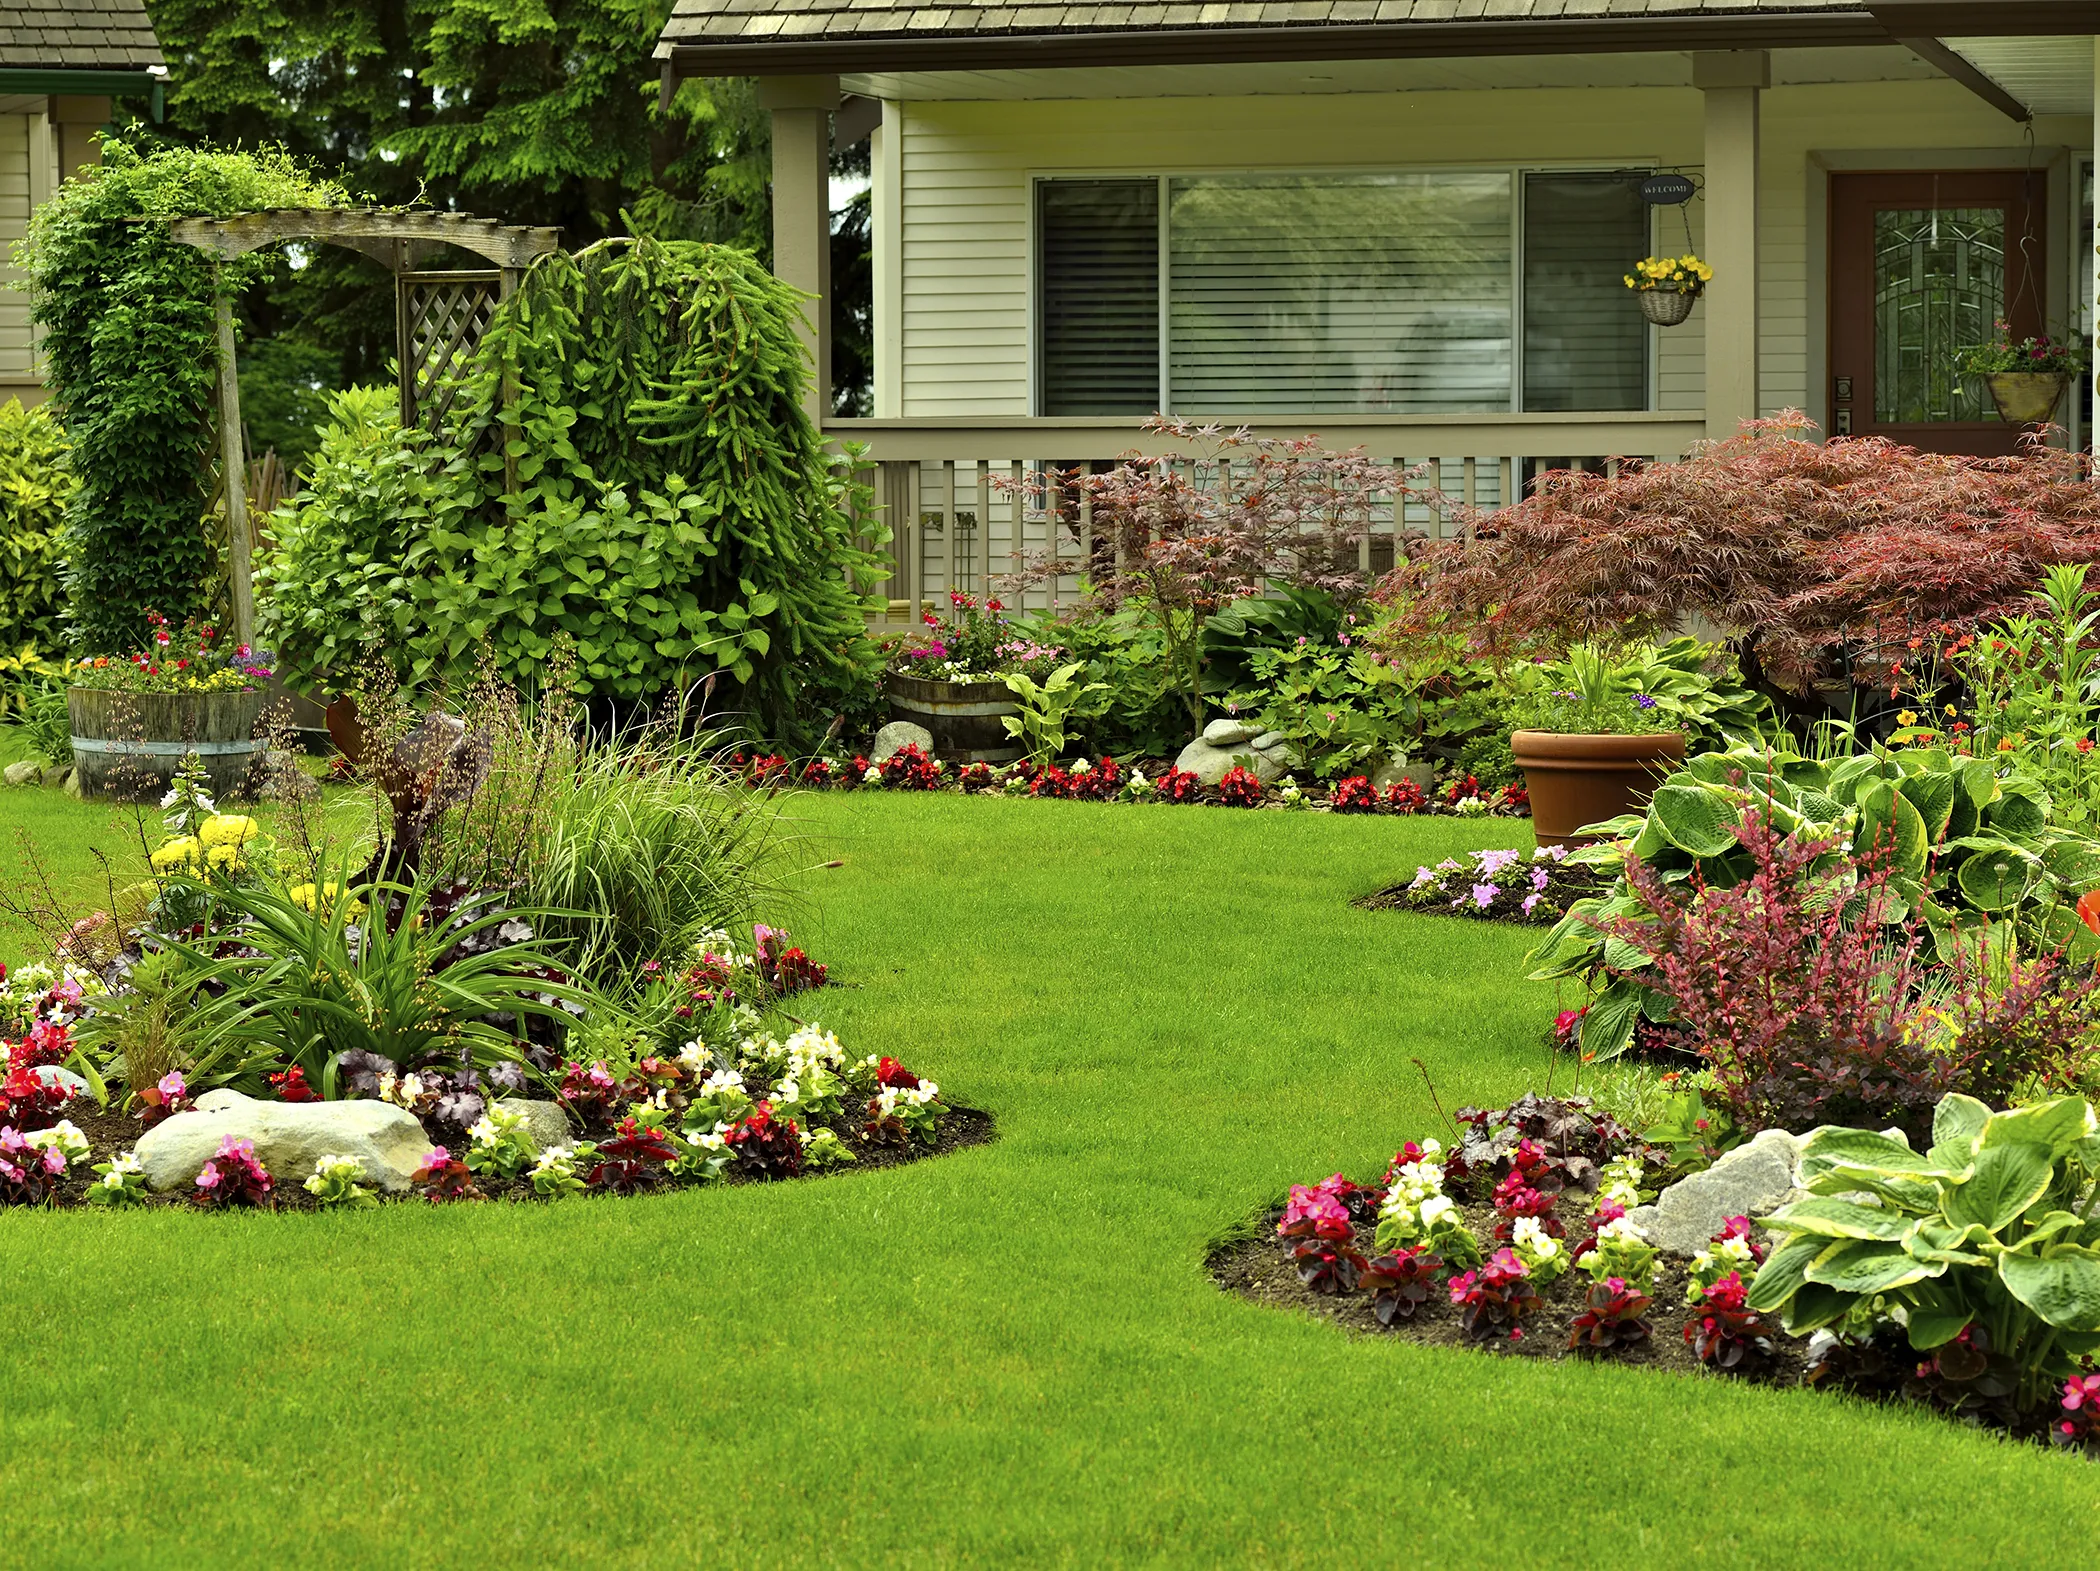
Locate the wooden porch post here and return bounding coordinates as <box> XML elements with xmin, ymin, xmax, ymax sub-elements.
<box><xmin>760</xmin><ymin>74</ymin><xmax>839</xmax><ymax>424</ymax></box>
<box><xmin>211</xmin><ymin>267</ymin><xmax>256</xmax><ymax>649</ymax></box>
<box><xmin>2092</xmin><ymin>38</ymin><xmax>2099</xmax><ymax>430</ymax></box>
<box><xmin>1695</xmin><ymin>51</ymin><xmax>1767</xmax><ymax>445</ymax></box>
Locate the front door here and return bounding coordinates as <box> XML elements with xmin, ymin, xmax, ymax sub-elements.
<box><xmin>1829</xmin><ymin>171</ymin><xmax>2047</xmax><ymax>456</ymax></box>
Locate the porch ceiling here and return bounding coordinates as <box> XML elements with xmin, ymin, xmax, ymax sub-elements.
<box><xmin>1944</xmin><ymin>36</ymin><xmax>2096</xmax><ymax>118</ymax></box>
<box><xmin>844</xmin><ymin>42</ymin><xmax>1938</xmax><ymax>100</ymax></box>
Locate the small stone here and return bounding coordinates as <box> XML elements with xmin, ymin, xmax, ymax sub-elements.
<box><xmin>1646</xmin><ymin>1128</ymin><xmax>1804</xmax><ymax>1255</ymax></box>
<box><xmin>497</xmin><ymin>1098</ymin><xmax>572</xmax><ymax>1154</ymax></box>
<box><xmin>136</xmin><ymin>1090</ymin><xmax>438</xmax><ymax>1193</ymax></box>
<box><xmin>63</xmin><ymin>769</ymin><xmax>85</xmax><ymax>800</ymax></box>
<box><xmin>1172</xmin><ymin>738</ymin><xmax>1287</xmax><ymax>787</ymax></box>
<box><xmin>1371</xmin><ymin>757</ymin><xmax>1436</xmax><ymax>792</ymax></box>
<box><xmin>871</xmin><ymin>721</ymin><xmax>934</xmax><ymax>762</ymax></box>
<box><xmin>1201</xmin><ymin>719</ymin><xmax>1257</xmax><ymax>747</ymax></box>
<box><xmin>2</xmin><ymin>761</ymin><xmax>37</xmax><ymax>786</ymax></box>
<box><xmin>33</xmin><ymin>1065</ymin><xmax>91</xmax><ymax>1097</ymax></box>
<box><xmin>41</xmin><ymin>763</ymin><xmax>72</xmax><ymax>789</ymax></box>
<box><xmin>1251</xmin><ymin>731</ymin><xmax>1284</xmax><ymax>751</ymax></box>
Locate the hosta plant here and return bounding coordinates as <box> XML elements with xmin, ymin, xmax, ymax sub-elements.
<box><xmin>1529</xmin><ymin>742</ymin><xmax>2100</xmax><ymax>1061</ymax></box>
<box><xmin>1747</xmin><ymin>1091</ymin><xmax>2100</xmax><ymax>1409</ymax></box>
<box><xmin>1361</xmin><ymin>1247</ymin><xmax>1443</xmax><ymax>1325</ymax></box>
<box><xmin>1568</xmin><ymin>1278</ymin><xmax>1654</xmax><ymax>1353</ymax></box>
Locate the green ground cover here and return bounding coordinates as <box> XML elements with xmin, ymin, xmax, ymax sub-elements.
<box><xmin>5</xmin><ymin>789</ymin><xmax>2098</xmax><ymax>1565</ymax></box>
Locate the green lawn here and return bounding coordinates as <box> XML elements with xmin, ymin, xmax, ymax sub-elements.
<box><xmin>5</xmin><ymin>790</ymin><xmax>2097</xmax><ymax>1566</ymax></box>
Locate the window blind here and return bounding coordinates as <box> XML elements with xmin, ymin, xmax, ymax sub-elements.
<box><xmin>1037</xmin><ymin>179</ymin><xmax>1161</xmax><ymax>416</ymax></box>
<box><xmin>1521</xmin><ymin>172</ymin><xmax>1649</xmax><ymax>412</ymax></box>
<box><xmin>1165</xmin><ymin>172</ymin><xmax>1514</xmax><ymax>415</ymax></box>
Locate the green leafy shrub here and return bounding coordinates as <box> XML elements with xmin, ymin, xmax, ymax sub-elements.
<box><xmin>257</xmin><ymin>385</ymin><xmax>465</xmax><ymax>692</ymax></box>
<box><xmin>1499</xmin><ymin>638</ymin><xmax>1772</xmax><ymax>744</ymax></box>
<box><xmin>1530</xmin><ymin>743</ymin><xmax>2100</xmax><ymax>1060</ymax></box>
<box><xmin>1749</xmin><ymin>1092</ymin><xmax>2100</xmax><ymax>1413</ymax></box>
<box><xmin>18</xmin><ymin>138</ymin><xmax>347</xmax><ymax>652</ymax></box>
<box><xmin>0</xmin><ymin>399</ymin><xmax>75</xmax><ymax>653</ymax></box>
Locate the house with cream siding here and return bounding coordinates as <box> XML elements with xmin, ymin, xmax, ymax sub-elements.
<box><xmin>0</xmin><ymin>0</ymin><xmax>166</xmax><ymax>407</ymax></box>
<box><xmin>657</xmin><ymin>0</ymin><xmax>2100</xmax><ymax>620</ymax></box>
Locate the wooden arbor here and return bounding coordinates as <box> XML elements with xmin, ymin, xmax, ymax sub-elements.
<box><xmin>166</xmin><ymin>208</ymin><xmax>562</xmax><ymax>646</ymax></box>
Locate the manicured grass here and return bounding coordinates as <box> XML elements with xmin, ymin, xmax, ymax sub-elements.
<box><xmin>5</xmin><ymin>792</ymin><xmax>2098</xmax><ymax>1566</ymax></box>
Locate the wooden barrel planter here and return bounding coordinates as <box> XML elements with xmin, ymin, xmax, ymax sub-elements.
<box><xmin>1511</xmin><ymin>729</ymin><xmax>1686</xmax><ymax>848</ymax></box>
<box><xmin>68</xmin><ymin>688</ymin><xmax>266</xmax><ymax>802</ymax></box>
<box><xmin>884</xmin><ymin>673</ymin><xmax>1021</xmax><ymax>763</ymax></box>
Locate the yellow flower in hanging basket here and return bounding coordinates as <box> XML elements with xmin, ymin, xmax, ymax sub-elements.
<box><xmin>1626</xmin><ymin>253</ymin><xmax>1712</xmax><ymax>295</ymax></box>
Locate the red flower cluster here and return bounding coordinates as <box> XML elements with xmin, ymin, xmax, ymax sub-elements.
<box><xmin>799</xmin><ymin>758</ymin><xmax>836</xmax><ymax>788</ymax></box>
<box><xmin>726</xmin><ymin>1099</ymin><xmax>806</xmax><ymax>1179</ymax></box>
<box><xmin>268</xmin><ymin>1066</ymin><xmax>319</xmax><ymax>1103</ymax></box>
<box><xmin>412</xmin><ymin>1146</ymin><xmax>482</xmax><ymax>1203</ymax></box>
<box><xmin>8</xmin><ymin>1020</ymin><xmax>71</xmax><ymax>1073</ymax></box>
<box><xmin>1216</xmin><ymin>766</ymin><xmax>1265</xmax><ymax>807</ymax></box>
<box><xmin>0</xmin><ymin>1062</ymin><xmax>72</xmax><ymax>1133</ymax></box>
<box><xmin>875</xmin><ymin>1056</ymin><xmax>920</xmax><ymax>1089</ymax></box>
<box><xmin>1683</xmin><ymin>1271</ymin><xmax>1777</xmax><ymax>1368</ymax></box>
<box><xmin>1383</xmin><ymin>778</ymin><xmax>1427</xmax><ymax>813</ymax></box>
<box><xmin>880</xmin><ymin>743</ymin><xmax>944</xmax><ymax>791</ymax></box>
<box><xmin>1030</xmin><ymin>756</ymin><xmax>1122</xmax><ymax>801</ymax></box>
<box><xmin>1491</xmin><ymin>1165</ymin><xmax>1561</xmax><ymax>1240</ymax></box>
<box><xmin>755</xmin><ymin>925</ymin><xmax>828</xmax><ymax>995</ymax></box>
<box><xmin>1449</xmin><ymin>1248</ymin><xmax>1540</xmax><ymax>1341</ymax></box>
<box><xmin>1330</xmin><ymin>775</ymin><xmax>1381</xmax><ymax>813</ymax></box>
<box><xmin>587</xmin><ymin>1117</ymin><xmax>679</xmax><ymax>1193</ymax></box>
<box><xmin>1156</xmin><ymin>767</ymin><xmax>1202</xmax><ymax>803</ymax></box>
<box><xmin>1443</xmin><ymin>772</ymin><xmax>1482</xmax><ymax>805</ymax></box>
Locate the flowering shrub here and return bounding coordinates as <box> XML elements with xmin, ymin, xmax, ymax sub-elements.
<box><xmin>0</xmin><ymin>1125</ymin><xmax>66</xmax><ymax>1204</ymax></box>
<box><xmin>1216</xmin><ymin>766</ymin><xmax>1265</xmax><ymax>808</ymax></box>
<box><xmin>87</xmin><ymin>1150</ymin><xmax>148</xmax><ymax>1207</ymax></box>
<box><xmin>1157</xmin><ymin>768</ymin><xmax>1202</xmax><ymax>804</ymax></box>
<box><xmin>753</xmin><ymin>925</ymin><xmax>828</xmax><ymax>995</ymax></box>
<box><xmin>304</xmin><ymin>1153</ymin><xmax>379</xmax><ymax>1209</ymax></box>
<box><xmin>1403</xmin><ymin>845</ymin><xmax>1583</xmax><ymax>923</ymax></box>
<box><xmin>529</xmin><ymin>1144</ymin><xmax>588</xmax><ymax>1198</ymax></box>
<box><xmin>1361</xmin><ymin>1247</ymin><xmax>1443</xmax><ymax>1325</ymax></box>
<box><xmin>194</xmin><ymin>1135</ymin><xmax>274</xmax><ymax>1209</ymax></box>
<box><xmin>1569</xmin><ymin>1278</ymin><xmax>1655</xmax><ymax>1352</ymax></box>
<box><xmin>867</xmin><ymin>1080</ymin><xmax>944</xmax><ymax>1147</ymax></box>
<box><xmin>1450</xmin><ymin>1248</ymin><xmax>1541</xmax><ymax>1341</ymax></box>
<box><xmin>0</xmin><ymin>1062</ymin><xmax>73</xmax><ymax>1132</ymax></box>
<box><xmin>69</xmin><ymin>612</ymin><xmax>275</xmax><ymax>694</ymax></box>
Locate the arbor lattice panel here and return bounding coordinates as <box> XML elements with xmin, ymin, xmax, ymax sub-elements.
<box><xmin>401</xmin><ymin>270</ymin><xmax>500</xmax><ymax>432</ymax></box>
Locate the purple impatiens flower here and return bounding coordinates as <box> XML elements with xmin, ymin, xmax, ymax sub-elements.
<box><xmin>1471</xmin><ymin>883</ymin><xmax>1499</xmax><ymax>909</ymax></box>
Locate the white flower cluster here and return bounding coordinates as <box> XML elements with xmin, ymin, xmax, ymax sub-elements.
<box><xmin>874</xmin><ymin>1081</ymin><xmax>939</xmax><ymax>1118</ymax></box>
<box><xmin>1596</xmin><ymin>1212</ymin><xmax>1649</xmax><ymax>1245</ymax></box>
<box><xmin>1510</xmin><ymin>1215</ymin><xmax>1568</xmax><ymax>1283</ymax></box>
<box><xmin>377</xmin><ymin>1071</ymin><xmax>428</xmax><ymax>1111</ymax></box>
<box><xmin>100</xmin><ymin>1150</ymin><xmax>144</xmax><ymax>1190</ymax></box>
<box><xmin>1596</xmin><ymin>1154</ymin><xmax>1646</xmax><ymax>1212</ymax></box>
<box><xmin>25</xmin><ymin>1120</ymin><xmax>90</xmax><ymax>1171</ymax></box>
<box><xmin>1277</xmin><ymin>778</ymin><xmax>1307</xmax><ymax>810</ymax></box>
<box><xmin>1376</xmin><ymin>1141</ymin><xmax>1462</xmax><ymax>1247</ymax></box>
<box><xmin>1688</xmin><ymin>1229</ymin><xmax>1760</xmax><ymax>1304</ymax></box>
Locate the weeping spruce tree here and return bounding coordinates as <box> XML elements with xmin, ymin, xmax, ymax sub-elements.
<box><xmin>409</xmin><ymin>235</ymin><xmax>888</xmax><ymax>734</ymax></box>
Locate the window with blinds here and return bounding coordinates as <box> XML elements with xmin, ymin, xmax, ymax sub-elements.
<box><xmin>1034</xmin><ymin>168</ymin><xmax>1657</xmax><ymax>416</ymax></box>
<box><xmin>1522</xmin><ymin>172</ymin><xmax>1650</xmax><ymax>412</ymax></box>
<box><xmin>1167</xmin><ymin>172</ymin><xmax>1514</xmax><ymax>414</ymax></box>
<box><xmin>1036</xmin><ymin>179</ymin><xmax>1160</xmax><ymax>415</ymax></box>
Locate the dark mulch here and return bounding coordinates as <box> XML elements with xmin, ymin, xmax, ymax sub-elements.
<box><xmin>30</xmin><ymin>1099</ymin><xmax>995</xmax><ymax>1213</ymax></box>
<box><xmin>1210</xmin><ymin>1195</ymin><xmax>1811</xmax><ymax>1386</ymax></box>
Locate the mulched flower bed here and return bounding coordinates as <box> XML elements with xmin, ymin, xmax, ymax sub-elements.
<box><xmin>24</xmin><ymin>1095</ymin><xmax>994</xmax><ymax>1212</ymax></box>
<box><xmin>1355</xmin><ymin>844</ymin><xmax>1606</xmax><ymax>924</ymax></box>
<box><xmin>1210</xmin><ymin>1194</ymin><xmax>1807</xmax><ymax>1386</ymax></box>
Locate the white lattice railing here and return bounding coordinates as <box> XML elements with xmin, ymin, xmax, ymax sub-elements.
<box><xmin>825</xmin><ymin>413</ymin><xmax>1707</xmax><ymax>627</ymax></box>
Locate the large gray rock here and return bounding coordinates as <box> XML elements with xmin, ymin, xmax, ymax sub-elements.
<box><xmin>497</xmin><ymin>1097</ymin><xmax>572</xmax><ymax>1153</ymax></box>
<box><xmin>2</xmin><ymin>760</ymin><xmax>37</xmax><ymax>787</ymax></box>
<box><xmin>135</xmin><ymin>1089</ymin><xmax>438</xmax><ymax>1194</ymax></box>
<box><xmin>1174</xmin><ymin>738</ymin><xmax>1274</xmax><ymax>786</ymax></box>
<box><xmin>31</xmin><ymin>1065</ymin><xmax>91</xmax><ymax>1098</ymax></box>
<box><xmin>1371</xmin><ymin>757</ymin><xmax>1436</xmax><ymax>793</ymax></box>
<box><xmin>1201</xmin><ymin>718</ymin><xmax>1256</xmax><ymax>748</ymax></box>
<box><xmin>1640</xmin><ymin>1128</ymin><xmax>1804</xmax><ymax>1255</ymax></box>
<box><xmin>871</xmin><ymin>721</ymin><xmax>934</xmax><ymax>762</ymax></box>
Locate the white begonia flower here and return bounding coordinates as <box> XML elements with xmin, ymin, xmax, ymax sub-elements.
<box><xmin>864</xmin><ymin>765</ymin><xmax>882</xmax><ymax>783</ymax></box>
<box><xmin>112</xmin><ymin>1150</ymin><xmax>143</xmax><ymax>1175</ymax></box>
<box><xmin>1072</xmin><ymin>758</ymin><xmax>1092</xmax><ymax>775</ymax></box>
<box><xmin>1597</xmin><ymin>1214</ymin><xmax>1648</xmax><ymax>1243</ymax></box>
<box><xmin>1418</xmin><ymin>1193</ymin><xmax>1458</xmax><ymax>1230</ymax></box>
<box><xmin>702</xmin><ymin>1068</ymin><xmax>745</xmax><ymax>1095</ymax></box>
<box><xmin>101</xmin><ymin>1169</ymin><xmax>127</xmax><ymax>1190</ymax></box>
<box><xmin>677</xmin><ymin>1039</ymin><xmax>711</xmax><ymax>1071</ymax></box>
<box><xmin>1716</xmin><ymin>1234</ymin><xmax>1755</xmax><ymax>1265</ymax></box>
<box><xmin>468</xmin><ymin>1116</ymin><xmax>499</xmax><ymax>1145</ymax></box>
<box><xmin>1130</xmin><ymin>770</ymin><xmax>1148</xmax><ymax>788</ymax></box>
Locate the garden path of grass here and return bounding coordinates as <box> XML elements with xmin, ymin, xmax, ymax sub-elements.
<box><xmin>6</xmin><ymin>790</ymin><xmax>2099</xmax><ymax>1566</ymax></box>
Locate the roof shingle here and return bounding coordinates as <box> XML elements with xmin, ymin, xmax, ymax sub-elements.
<box><xmin>0</xmin><ymin>0</ymin><xmax>164</xmax><ymax>70</ymax></box>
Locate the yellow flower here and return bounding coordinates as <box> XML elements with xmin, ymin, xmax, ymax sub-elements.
<box><xmin>289</xmin><ymin>881</ymin><xmax>366</xmax><ymax>920</ymax></box>
<box><xmin>199</xmin><ymin>813</ymin><xmax>260</xmax><ymax>849</ymax></box>
<box><xmin>205</xmin><ymin>842</ymin><xmax>245</xmax><ymax>872</ymax></box>
<box><xmin>1896</xmin><ymin>710</ymin><xmax>1918</xmax><ymax>727</ymax></box>
<box><xmin>151</xmin><ymin>836</ymin><xmax>203</xmax><ymax>874</ymax></box>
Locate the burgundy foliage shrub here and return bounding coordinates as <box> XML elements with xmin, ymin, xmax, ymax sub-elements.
<box><xmin>1449</xmin><ymin>1248</ymin><xmax>1541</xmax><ymax>1342</ymax></box>
<box><xmin>1568</xmin><ymin>1277</ymin><xmax>1654</xmax><ymax>1352</ymax></box>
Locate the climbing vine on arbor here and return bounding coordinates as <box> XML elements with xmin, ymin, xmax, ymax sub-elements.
<box><xmin>19</xmin><ymin>138</ymin><xmax>348</xmax><ymax>653</ymax></box>
<box><xmin>270</xmin><ymin>235</ymin><xmax>888</xmax><ymax>733</ymax></box>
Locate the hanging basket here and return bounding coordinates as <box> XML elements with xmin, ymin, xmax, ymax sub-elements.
<box><xmin>1983</xmin><ymin>371</ymin><xmax>2069</xmax><ymax>425</ymax></box>
<box><xmin>1636</xmin><ymin>289</ymin><xmax>1700</xmax><ymax>327</ymax></box>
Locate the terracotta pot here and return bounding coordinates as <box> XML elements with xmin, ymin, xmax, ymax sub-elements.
<box><xmin>67</xmin><ymin>686</ymin><xmax>265</xmax><ymax>802</ymax></box>
<box><xmin>884</xmin><ymin>672</ymin><xmax>1021</xmax><ymax>763</ymax></box>
<box><xmin>1511</xmin><ymin>730</ymin><xmax>1686</xmax><ymax>848</ymax></box>
<box><xmin>1984</xmin><ymin>371</ymin><xmax>2068</xmax><ymax>425</ymax></box>
<box><xmin>324</xmin><ymin>694</ymin><xmax>365</xmax><ymax>768</ymax></box>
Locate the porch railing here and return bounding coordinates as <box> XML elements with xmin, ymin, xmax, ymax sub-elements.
<box><xmin>824</xmin><ymin>413</ymin><xmax>1707</xmax><ymax>628</ymax></box>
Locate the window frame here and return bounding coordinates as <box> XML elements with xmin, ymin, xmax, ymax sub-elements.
<box><xmin>1028</xmin><ymin>160</ymin><xmax>1661</xmax><ymax>418</ymax></box>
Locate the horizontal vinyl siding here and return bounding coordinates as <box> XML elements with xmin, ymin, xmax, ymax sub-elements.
<box><xmin>895</xmin><ymin>79</ymin><xmax>2092</xmax><ymax>421</ymax></box>
<box><xmin>1656</xmin><ymin>186</ymin><xmax>1705</xmax><ymax>414</ymax></box>
<box><xmin>0</xmin><ymin>115</ymin><xmax>31</xmax><ymax>374</ymax></box>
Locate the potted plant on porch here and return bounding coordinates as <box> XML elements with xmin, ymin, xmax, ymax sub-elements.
<box><xmin>67</xmin><ymin>612</ymin><xmax>275</xmax><ymax>801</ymax></box>
<box><xmin>1507</xmin><ymin>643</ymin><xmax>1696</xmax><ymax>847</ymax></box>
<box><xmin>883</xmin><ymin>592</ymin><xmax>1067</xmax><ymax>762</ymax></box>
<box><xmin>1962</xmin><ymin>320</ymin><xmax>2086</xmax><ymax>426</ymax></box>
<box><xmin>1623</xmin><ymin>253</ymin><xmax>1712</xmax><ymax>327</ymax></box>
